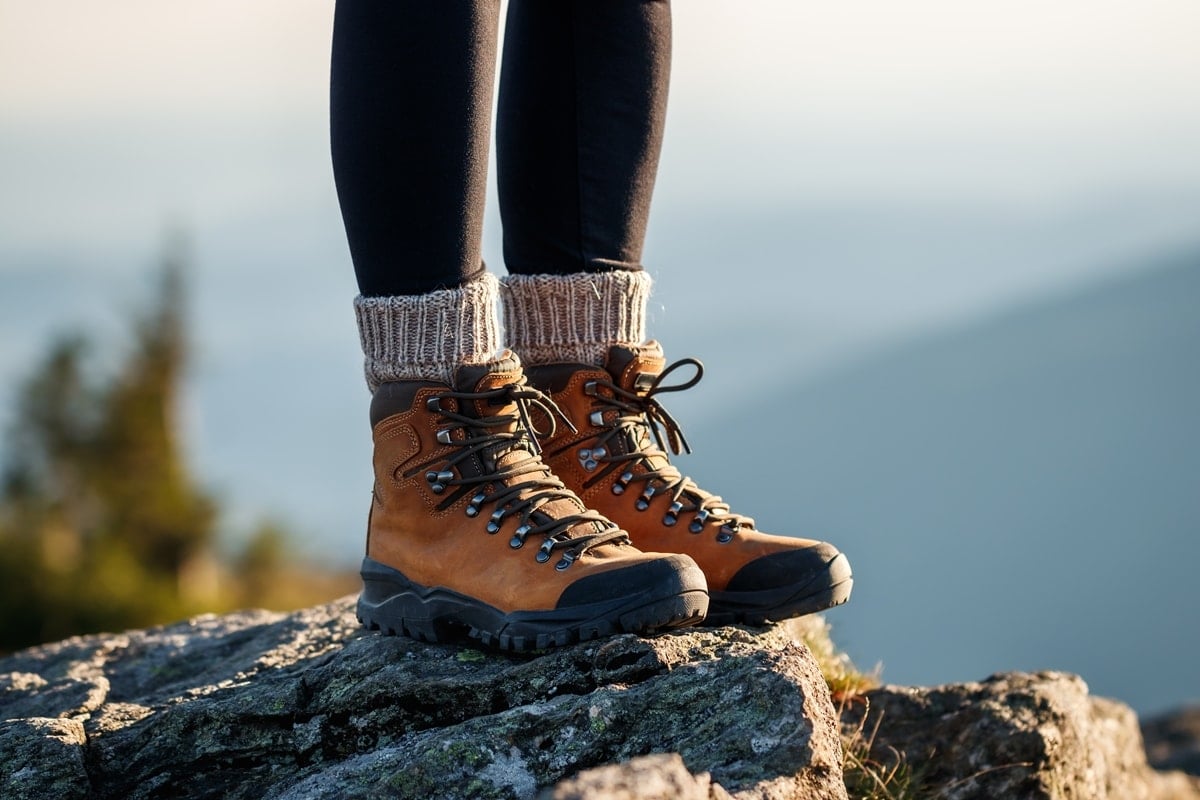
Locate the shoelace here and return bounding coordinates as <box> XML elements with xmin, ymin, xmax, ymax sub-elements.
<box><xmin>401</xmin><ymin>380</ymin><xmax>629</xmax><ymax>570</ymax></box>
<box><xmin>576</xmin><ymin>358</ymin><xmax>754</xmax><ymax>543</ymax></box>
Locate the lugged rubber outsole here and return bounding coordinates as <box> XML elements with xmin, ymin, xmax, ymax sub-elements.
<box><xmin>356</xmin><ymin>557</ymin><xmax>709</xmax><ymax>652</ymax></box>
<box><xmin>704</xmin><ymin>552</ymin><xmax>854</xmax><ymax>626</ymax></box>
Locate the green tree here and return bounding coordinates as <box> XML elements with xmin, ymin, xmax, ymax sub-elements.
<box><xmin>0</xmin><ymin>248</ymin><xmax>217</xmax><ymax>648</ymax></box>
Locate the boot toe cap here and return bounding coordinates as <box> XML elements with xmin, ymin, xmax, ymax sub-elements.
<box><xmin>725</xmin><ymin>540</ymin><xmax>851</xmax><ymax>594</ymax></box>
<box><xmin>555</xmin><ymin>554</ymin><xmax>706</xmax><ymax>609</ymax></box>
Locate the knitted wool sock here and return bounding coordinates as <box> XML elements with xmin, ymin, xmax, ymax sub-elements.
<box><xmin>354</xmin><ymin>272</ymin><xmax>502</xmax><ymax>391</ymax></box>
<box><xmin>500</xmin><ymin>271</ymin><xmax>651</xmax><ymax>366</ymax></box>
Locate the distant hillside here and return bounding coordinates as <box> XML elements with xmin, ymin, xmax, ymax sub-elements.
<box><xmin>682</xmin><ymin>247</ymin><xmax>1200</xmax><ymax>713</ymax></box>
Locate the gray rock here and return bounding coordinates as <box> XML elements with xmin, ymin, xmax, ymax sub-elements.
<box><xmin>1</xmin><ymin>717</ymin><xmax>91</xmax><ymax>799</ymax></box>
<box><xmin>1144</xmin><ymin>706</ymin><xmax>1200</xmax><ymax>776</ymax></box>
<box><xmin>0</xmin><ymin>596</ymin><xmax>846</xmax><ymax>800</ymax></box>
<box><xmin>538</xmin><ymin>753</ymin><xmax>734</xmax><ymax>800</ymax></box>
<box><xmin>843</xmin><ymin>671</ymin><xmax>1200</xmax><ymax>800</ymax></box>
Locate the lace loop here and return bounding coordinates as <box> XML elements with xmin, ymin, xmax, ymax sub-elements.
<box><xmin>594</xmin><ymin>357</ymin><xmax>702</xmax><ymax>456</ymax></box>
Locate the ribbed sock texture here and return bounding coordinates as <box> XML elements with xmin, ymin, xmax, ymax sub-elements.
<box><xmin>354</xmin><ymin>273</ymin><xmax>501</xmax><ymax>390</ymax></box>
<box><xmin>500</xmin><ymin>271</ymin><xmax>651</xmax><ymax>366</ymax></box>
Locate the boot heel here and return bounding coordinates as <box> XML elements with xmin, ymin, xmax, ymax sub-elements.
<box><xmin>357</xmin><ymin>558</ymin><xmax>462</xmax><ymax>643</ymax></box>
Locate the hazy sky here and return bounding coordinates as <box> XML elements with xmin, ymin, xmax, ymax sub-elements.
<box><xmin>3</xmin><ymin>0</ymin><xmax>1199</xmax><ymax>253</ymax></box>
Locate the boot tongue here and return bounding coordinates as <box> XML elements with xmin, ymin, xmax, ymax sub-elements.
<box><xmin>602</xmin><ymin>341</ymin><xmax>676</xmax><ymax>471</ymax></box>
<box><xmin>449</xmin><ymin>352</ymin><xmax>531</xmax><ymax>470</ymax></box>
<box><xmin>457</xmin><ymin>352</ymin><xmax>597</xmax><ymax>530</ymax></box>
<box><xmin>451</xmin><ymin>351</ymin><xmax>524</xmax><ymax>418</ymax></box>
<box><xmin>454</xmin><ymin>350</ymin><xmax>524</xmax><ymax>395</ymax></box>
<box><xmin>603</xmin><ymin>341</ymin><xmax>666</xmax><ymax>396</ymax></box>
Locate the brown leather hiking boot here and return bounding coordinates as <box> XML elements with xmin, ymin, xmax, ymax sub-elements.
<box><xmin>524</xmin><ymin>342</ymin><xmax>853</xmax><ymax>626</ymax></box>
<box><xmin>356</xmin><ymin>352</ymin><xmax>709</xmax><ymax>651</ymax></box>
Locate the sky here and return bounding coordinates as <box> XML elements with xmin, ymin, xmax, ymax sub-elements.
<box><xmin>3</xmin><ymin>0</ymin><xmax>1199</xmax><ymax>250</ymax></box>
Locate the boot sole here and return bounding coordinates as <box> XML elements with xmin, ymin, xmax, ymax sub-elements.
<box><xmin>704</xmin><ymin>552</ymin><xmax>853</xmax><ymax>626</ymax></box>
<box><xmin>356</xmin><ymin>557</ymin><xmax>709</xmax><ymax>652</ymax></box>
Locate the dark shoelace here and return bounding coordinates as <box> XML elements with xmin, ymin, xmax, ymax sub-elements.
<box><xmin>574</xmin><ymin>358</ymin><xmax>754</xmax><ymax>542</ymax></box>
<box><xmin>401</xmin><ymin>381</ymin><xmax>629</xmax><ymax>570</ymax></box>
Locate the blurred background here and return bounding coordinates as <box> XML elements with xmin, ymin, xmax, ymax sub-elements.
<box><xmin>1</xmin><ymin>1</ymin><xmax>1196</xmax><ymax>713</ymax></box>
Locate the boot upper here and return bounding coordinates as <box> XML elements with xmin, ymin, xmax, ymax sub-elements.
<box><xmin>366</xmin><ymin>353</ymin><xmax>685</xmax><ymax>614</ymax></box>
<box><xmin>526</xmin><ymin>342</ymin><xmax>838</xmax><ymax>593</ymax></box>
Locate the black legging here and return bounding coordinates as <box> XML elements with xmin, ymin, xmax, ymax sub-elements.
<box><xmin>330</xmin><ymin>0</ymin><xmax>671</xmax><ymax>297</ymax></box>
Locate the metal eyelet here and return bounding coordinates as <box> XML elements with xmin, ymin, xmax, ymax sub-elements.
<box><xmin>488</xmin><ymin>508</ymin><xmax>506</xmax><ymax>534</ymax></box>
<box><xmin>510</xmin><ymin>524</ymin><xmax>532</xmax><ymax>550</ymax></box>
<box><xmin>466</xmin><ymin>493</ymin><xmax>487</xmax><ymax>518</ymax></box>
<box><xmin>426</xmin><ymin>397</ymin><xmax>442</xmax><ymax>412</ymax></box>
<box><xmin>555</xmin><ymin>551</ymin><xmax>577</xmax><ymax>571</ymax></box>
<box><xmin>578</xmin><ymin>448</ymin><xmax>598</xmax><ymax>471</ymax></box>
<box><xmin>716</xmin><ymin>524</ymin><xmax>736</xmax><ymax>544</ymax></box>
<box><xmin>589</xmin><ymin>410</ymin><xmax>606</xmax><ymax>427</ymax></box>
<box><xmin>436</xmin><ymin>429</ymin><xmax>453</xmax><ymax>445</ymax></box>
<box><xmin>583</xmin><ymin>380</ymin><xmax>599</xmax><ymax>396</ymax></box>
<box><xmin>425</xmin><ymin>469</ymin><xmax>453</xmax><ymax>494</ymax></box>
<box><xmin>612</xmin><ymin>471</ymin><xmax>634</xmax><ymax>496</ymax></box>
<box><xmin>636</xmin><ymin>486</ymin><xmax>656</xmax><ymax>511</ymax></box>
<box><xmin>689</xmin><ymin>509</ymin><xmax>710</xmax><ymax>534</ymax></box>
<box><xmin>663</xmin><ymin>501</ymin><xmax>683</xmax><ymax>527</ymax></box>
<box><xmin>535</xmin><ymin>539</ymin><xmax>554</xmax><ymax>563</ymax></box>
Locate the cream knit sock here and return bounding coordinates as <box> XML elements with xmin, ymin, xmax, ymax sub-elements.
<box><xmin>499</xmin><ymin>271</ymin><xmax>651</xmax><ymax>366</ymax></box>
<box><xmin>354</xmin><ymin>273</ymin><xmax>502</xmax><ymax>391</ymax></box>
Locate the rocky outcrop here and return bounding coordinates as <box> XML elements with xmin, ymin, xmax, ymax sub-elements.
<box><xmin>1144</xmin><ymin>706</ymin><xmax>1200</xmax><ymax>777</ymax></box>
<box><xmin>843</xmin><ymin>672</ymin><xmax>1200</xmax><ymax>800</ymax></box>
<box><xmin>0</xmin><ymin>597</ymin><xmax>845</xmax><ymax>800</ymax></box>
<box><xmin>3</xmin><ymin>597</ymin><xmax>1196</xmax><ymax>800</ymax></box>
<box><xmin>537</xmin><ymin>753</ymin><xmax>733</xmax><ymax>800</ymax></box>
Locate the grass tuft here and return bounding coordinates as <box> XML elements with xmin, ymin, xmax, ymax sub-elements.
<box><xmin>782</xmin><ymin>616</ymin><xmax>881</xmax><ymax>700</ymax></box>
<box><xmin>782</xmin><ymin>616</ymin><xmax>926</xmax><ymax>799</ymax></box>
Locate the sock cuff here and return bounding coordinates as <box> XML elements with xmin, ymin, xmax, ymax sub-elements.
<box><xmin>500</xmin><ymin>271</ymin><xmax>652</xmax><ymax>366</ymax></box>
<box><xmin>354</xmin><ymin>273</ymin><xmax>501</xmax><ymax>391</ymax></box>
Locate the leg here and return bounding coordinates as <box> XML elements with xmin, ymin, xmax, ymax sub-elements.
<box><xmin>332</xmin><ymin>0</ymin><xmax>501</xmax><ymax>388</ymax></box>
<box><xmin>497</xmin><ymin>0</ymin><xmax>671</xmax><ymax>277</ymax></box>
<box><xmin>331</xmin><ymin>0</ymin><xmax>496</xmax><ymax>296</ymax></box>
<box><xmin>497</xmin><ymin>0</ymin><xmax>669</xmax><ymax>367</ymax></box>
<box><xmin>330</xmin><ymin>0</ymin><xmax>707</xmax><ymax>648</ymax></box>
<box><xmin>495</xmin><ymin>1</ymin><xmax>853</xmax><ymax>623</ymax></box>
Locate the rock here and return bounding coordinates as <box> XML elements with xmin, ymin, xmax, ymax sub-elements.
<box><xmin>1</xmin><ymin>717</ymin><xmax>91</xmax><ymax>798</ymax></box>
<box><xmin>538</xmin><ymin>753</ymin><xmax>734</xmax><ymax>800</ymax></box>
<box><xmin>842</xmin><ymin>671</ymin><xmax>1200</xmax><ymax>800</ymax></box>
<box><xmin>1144</xmin><ymin>706</ymin><xmax>1200</xmax><ymax>776</ymax></box>
<box><xmin>0</xmin><ymin>596</ymin><xmax>846</xmax><ymax>800</ymax></box>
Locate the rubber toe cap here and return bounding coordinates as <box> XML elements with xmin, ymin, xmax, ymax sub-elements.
<box><xmin>725</xmin><ymin>541</ymin><xmax>850</xmax><ymax>594</ymax></box>
<box><xmin>556</xmin><ymin>554</ymin><xmax>705</xmax><ymax>609</ymax></box>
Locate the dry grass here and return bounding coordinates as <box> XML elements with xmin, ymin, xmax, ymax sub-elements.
<box><xmin>839</xmin><ymin>694</ymin><xmax>926</xmax><ymax>800</ymax></box>
<box><xmin>782</xmin><ymin>616</ymin><xmax>926</xmax><ymax>799</ymax></box>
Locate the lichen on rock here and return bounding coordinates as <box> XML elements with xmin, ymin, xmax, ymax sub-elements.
<box><xmin>842</xmin><ymin>671</ymin><xmax>1200</xmax><ymax>800</ymax></box>
<box><xmin>0</xmin><ymin>596</ymin><xmax>846</xmax><ymax>800</ymax></box>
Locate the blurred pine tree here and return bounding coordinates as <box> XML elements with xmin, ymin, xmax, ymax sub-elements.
<box><xmin>1</xmin><ymin>246</ymin><xmax>222</xmax><ymax>649</ymax></box>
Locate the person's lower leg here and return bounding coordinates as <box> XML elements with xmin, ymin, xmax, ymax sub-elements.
<box><xmin>496</xmin><ymin>0</ymin><xmax>670</xmax><ymax>366</ymax></box>
<box><xmin>331</xmin><ymin>0</ymin><xmax>708</xmax><ymax>646</ymax></box>
<box><xmin>332</xmin><ymin>0</ymin><xmax>502</xmax><ymax>385</ymax></box>
<box><xmin>495</xmin><ymin>2</ymin><xmax>852</xmax><ymax>623</ymax></box>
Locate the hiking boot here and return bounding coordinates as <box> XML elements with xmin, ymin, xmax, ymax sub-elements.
<box><xmin>524</xmin><ymin>342</ymin><xmax>853</xmax><ymax>626</ymax></box>
<box><xmin>356</xmin><ymin>352</ymin><xmax>709</xmax><ymax>651</ymax></box>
